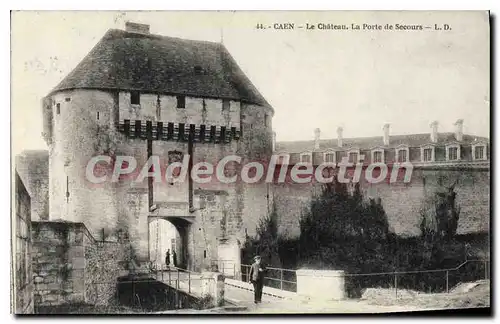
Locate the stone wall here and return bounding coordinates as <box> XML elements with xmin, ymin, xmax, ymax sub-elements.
<box><xmin>272</xmin><ymin>166</ymin><xmax>490</xmax><ymax>238</ymax></box>
<box><xmin>31</xmin><ymin>221</ymin><xmax>128</xmax><ymax>308</ymax></box>
<box><xmin>44</xmin><ymin>88</ymin><xmax>274</xmax><ymax>269</ymax></box>
<box><xmin>13</xmin><ymin>171</ymin><xmax>34</xmax><ymax>314</ymax></box>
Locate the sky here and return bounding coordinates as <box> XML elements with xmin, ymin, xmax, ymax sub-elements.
<box><xmin>11</xmin><ymin>11</ymin><xmax>490</xmax><ymax>155</ymax></box>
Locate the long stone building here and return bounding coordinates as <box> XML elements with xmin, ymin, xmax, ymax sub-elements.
<box><xmin>19</xmin><ymin>22</ymin><xmax>489</xmax><ymax>275</ymax></box>
<box><xmin>273</xmin><ymin>122</ymin><xmax>490</xmax><ymax>238</ymax></box>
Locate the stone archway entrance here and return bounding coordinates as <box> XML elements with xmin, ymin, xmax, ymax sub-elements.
<box><xmin>148</xmin><ymin>216</ymin><xmax>192</xmax><ymax>270</ymax></box>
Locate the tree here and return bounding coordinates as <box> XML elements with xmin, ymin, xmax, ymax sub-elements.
<box><xmin>299</xmin><ymin>179</ymin><xmax>390</xmax><ymax>257</ymax></box>
<box><xmin>242</xmin><ymin>202</ymin><xmax>282</xmax><ymax>268</ymax></box>
<box><xmin>420</xmin><ymin>182</ymin><xmax>461</xmax><ymax>242</ymax></box>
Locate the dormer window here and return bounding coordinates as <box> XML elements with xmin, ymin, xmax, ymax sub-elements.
<box><xmin>324</xmin><ymin>151</ymin><xmax>335</xmax><ymax>163</ymax></box>
<box><xmin>131</xmin><ymin>91</ymin><xmax>140</xmax><ymax>105</ymax></box>
<box><xmin>276</xmin><ymin>153</ymin><xmax>290</xmax><ymax>165</ymax></box>
<box><xmin>472</xmin><ymin>143</ymin><xmax>487</xmax><ymax>161</ymax></box>
<box><xmin>371</xmin><ymin>148</ymin><xmax>384</xmax><ymax>163</ymax></box>
<box><xmin>300</xmin><ymin>152</ymin><xmax>312</xmax><ymax>164</ymax></box>
<box><xmin>395</xmin><ymin>145</ymin><xmax>409</xmax><ymax>163</ymax></box>
<box><xmin>446</xmin><ymin>144</ymin><xmax>460</xmax><ymax>161</ymax></box>
<box><xmin>421</xmin><ymin>145</ymin><xmax>435</xmax><ymax>162</ymax></box>
<box><xmin>347</xmin><ymin>149</ymin><xmax>361</xmax><ymax>163</ymax></box>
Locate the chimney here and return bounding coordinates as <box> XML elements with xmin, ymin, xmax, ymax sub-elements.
<box><xmin>383</xmin><ymin>123</ymin><xmax>390</xmax><ymax>146</ymax></box>
<box><xmin>430</xmin><ymin>121</ymin><xmax>439</xmax><ymax>143</ymax></box>
<box><xmin>272</xmin><ymin>131</ymin><xmax>276</xmax><ymax>152</ymax></box>
<box><xmin>454</xmin><ymin>119</ymin><xmax>464</xmax><ymax>141</ymax></box>
<box><xmin>125</xmin><ymin>21</ymin><xmax>150</xmax><ymax>34</ymax></box>
<box><xmin>337</xmin><ymin>126</ymin><xmax>343</xmax><ymax>147</ymax></box>
<box><xmin>314</xmin><ymin>128</ymin><xmax>321</xmax><ymax>150</ymax></box>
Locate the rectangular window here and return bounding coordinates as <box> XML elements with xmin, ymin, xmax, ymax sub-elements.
<box><xmin>373</xmin><ymin>151</ymin><xmax>383</xmax><ymax>163</ymax></box>
<box><xmin>423</xmin><ymin>148</ymin><xmax>433</xmax><ymax>162</ymax></box>
<box><xmin>131</xmin><ymin>91</ymin><xmax>140</xmax><ymax>105</ymax></box>
<box><xmin>56</xmin><ymin>103</ymin><xmax>60</xmax><ymax>115</ymax></box>
<box><xmin>475</xmin><ymin>146</ymin><xmax>485</xmax><ymax>160</ymax></box>
<box><xmin>349</xmin><ymin>152</ymin><xmax>358</xmax><ymax>163</ymax></box>
<box><xmin>325</xmin><ymin>153</ymin><xmax>335</xmax><ymax>163</ymax></box>
<box><xmin>176</xmin><ymin>96</ymin><xmax>186</xmax><ymax>109</ymax></box>
<box><xmin>448</xmin><ymin>147</ymin><xmax>458</xmax><ymax>161</ymax></box>
<box><xmin>97</xmin><ymin>112</ymin><xmax>100</xmax><ymax>120</ymax></box>
<box><xmin>398</xmin><ymin>150</ymin><xmax>407</xmax><ymax>162</ymax></box>
<box><xmin>301</xmin><ymin>154</ymin><xmax>311</xmax><ymax>163</ymax></box>
<box><xmin>222</xmin><ymin>99</ymin><xmax>230</xmax><ymax>111</ymax></box>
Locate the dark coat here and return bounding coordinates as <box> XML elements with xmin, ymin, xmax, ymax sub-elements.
<box><xmin>249</xmin><ymin>262</ymin><xmax>266</xmax><ymax>282</ymax></box>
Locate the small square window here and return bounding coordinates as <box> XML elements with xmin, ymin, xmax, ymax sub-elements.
<box><xmin>56</xmin><ymin>103</ymin><xmax>60</xmax><ymax>115</ymax></box>
<box><xmin>131</xmin><ymin>91</ymin><xmax>140</xmax><ymax>105</ymax></box>
<box><xmin>222</xmin><ymin>99</ymin><xmax>230</xmax><ymax>111</ymax></box>
<box><xmin>177</xmin><ymin>96</ymin><xmax>186</xmax><ymax>109</ymax></box>
<box><xmin>194</xmin><ymin>66</ymin><xmax>203</xmax><ymax>75</ymax></box>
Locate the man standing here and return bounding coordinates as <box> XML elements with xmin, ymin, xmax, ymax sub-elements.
<box><xmin>248</xmin><ymin>255</ymin><xmax>266</xmax><ymax>304</ymax></box>
<box><xmin>165</xmin><ymin>249</ymin><xmax>170</xmax><ymax>270</ymax></box>
<box><xmin>173</xmin><ymin>250</ymin><xmax>177</xmax><ymax>268</ymax></box>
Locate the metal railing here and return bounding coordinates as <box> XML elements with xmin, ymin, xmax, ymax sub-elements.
<box><xmin>241</xmin><ymin>264</ymin><xmax>297</xmax><ymax>292</ymax></box>
<box><xmin>152</xmin><ymin>265</ymin><xmax>210</xmax><ymax>297</ymax></box>
<box><xmin>232</xmin><ymin>259</ymin><xmax>489</xmax><ymax>298</ymax></box>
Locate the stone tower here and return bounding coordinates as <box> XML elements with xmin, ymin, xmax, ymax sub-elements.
<box><xmin>42</xmin><ymin>22</ymin><xmax>274</xmax><ymax>272</ymax></box>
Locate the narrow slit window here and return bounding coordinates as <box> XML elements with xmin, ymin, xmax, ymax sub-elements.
<box><xmin>97</xmin><ymin>112</ymin><xmax>100</xmax><ymax>120</ymax></box>
<box><xmin>131</xmin><ymin>91</ymin><xmax>140</xmax><ymax>105</ymax></box>
<box><xmin>222</xmin><ymin>99</ymin><xmax>230</xmax><ymax>111</ymax></box>
<box><xmin>56</xmin><ymin>103</ymin><xmax>60</xmax><ymax>115</ymax></box>
<box><xmin>177</xmin><ymin>96</ymin><xmax>186</xmax><ymax>109</ymax></box>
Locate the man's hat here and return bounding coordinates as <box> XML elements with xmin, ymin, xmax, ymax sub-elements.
<box><xmin>253</xmin><ymin>255</ymin><xmax>261</xmax><ymax>261</ymax></box>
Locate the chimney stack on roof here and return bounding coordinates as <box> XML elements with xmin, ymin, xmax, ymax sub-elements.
<box><xmin>125</xmin><ymin>22</ymin><xmax>150</xmax><ymax>34</ymax></box>
<box><xmin>337</xmin><ymin>126</ymin><xmax>343</xmax><ymax>147</ymax></box>
<box><xmin>314</xmin><ymin>128</ymin><xmax>321</xmax><ymax>150</ymax></box>
<box><xmin>383</xmin><ymin>123</ymin><xmax>390</xmax><ymax>146</ymax></box>
<box><xmin>454</xmin><ymin>119</ymin><xmax>464</xmax><ymax>141</ymax></box>
<box><xmin>430</xmin><ymin>121</ymin><xmax>439</xmax><ymax>143</ymax></box>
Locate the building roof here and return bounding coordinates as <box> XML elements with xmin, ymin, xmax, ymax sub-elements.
<box><xmin>276</xmin><ymin>133</ymin><xmax>489</xmax><ymax>153</ymax></box>
<box><xmin>49</xmin><ymin>29</ymin><xmax>271</xmax><ymax>109</ymax></box>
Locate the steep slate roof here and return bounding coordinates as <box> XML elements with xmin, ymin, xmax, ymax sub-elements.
<box><xmin>49</xmin><ymin>29</ymin><xmax>271</xmax><ymax>108</ymax></box>
<box><xmin>276</xmin><ymin>133</ymin><xmax>489</xmax><ymax>153</ymax></box>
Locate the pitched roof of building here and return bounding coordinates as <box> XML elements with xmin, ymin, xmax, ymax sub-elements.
<box><xmin>49</xmin><ymin>29</ymin><xmax>271</xmax><ymax>108</ymax></box>
<box><xmin>276</xmin><ymin>133</ymin><xmax>489</xmax><ymax>153</ymax></box>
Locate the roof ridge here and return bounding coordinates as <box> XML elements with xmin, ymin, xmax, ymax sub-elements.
<box><xmin>47</xmin><ymin>28</ymin><xmax>271</xmax><ymax>108</ymax></box>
